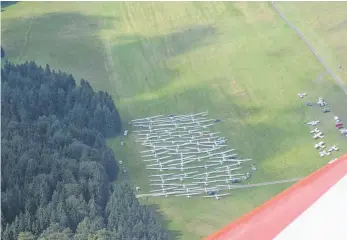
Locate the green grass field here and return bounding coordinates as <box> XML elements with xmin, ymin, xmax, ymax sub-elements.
<box><xmin>2</xmin><ymin>2</ymin><xmax>347</xmax><ymax>239</ymax></box>
<box><xmin>275</xmin><ymin>2</ymin><xmax>347</xmax><ymax>86</ymax></box>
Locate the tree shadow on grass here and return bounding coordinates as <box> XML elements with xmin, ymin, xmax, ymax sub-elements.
<box><xmin>146</xmin><ymin>204</ymin><xmax>182</xmax><ymax>240</ymax></box>
<box><xmin>1</xmin><ymin>1</ymin><xmax>18</xmax><ymax>12</ymax></box>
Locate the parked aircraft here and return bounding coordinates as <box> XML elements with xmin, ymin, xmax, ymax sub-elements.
<box><xmin>313</xmin><ymin>132</ymin><xmax>324</xmax><ymax>139</ymax></box>
<box><xmin>150</xmin><ymin>178</ymin><xmax>167</xmax><ymax>183</ymax></box>
<box><xmin>150</xmin><ymin>183</ymin><xmax>183</xmax><ymax>188</ymax></box>
<box><xmin>189</xmin><ymin>155</ymin><xmax>210</xmax><ymax>162</ymax></box>
<box><xmin>297</xmin><ymin>93</ymin><xmax>307</xmax><ymax>98</ymax></box>
<box><xmin>212</xmin><ymin>178</ymin><xmax>242</xmax><ymax>184</ymax></box>
<box><xmin>207</xmin><ymin>173</ymin><xmax>244</xmax><ymax>180</ymax></box>
<box><xmin>201</xmin><ymin>123</ymin><xmax>214</xmax><ymax>128</ymax></box>
<box><xmin>214</xmin><ymin>149</ymin><xmax>235</xmax><ymax>156</ymax></box>
<box><xmin>175</xmin><ymin>192</ymin><xmax>202</xmax><ymax>199</ymax></box>
<box><xmin>141</xmin><ymin>148</ymin><xmax>167</xmax><ymax>154</ymax></box>
<box><xmin>162</xmin><ymin>191</ymin><xmax>185</xmax><ymax>197</ymax></box>
<box><xmin>317</xmin><ymin>97</ymin><xmax>327</xmax><ymax>107</ymax></box>
<box><xmin>314</xmin><ymin>141</ymin><xmax>325</xmax><ymax>149</ymax></box>
<box><xmin>164</xmin><ymin>176</ymin><xmax>185</xmax><ymax>182</ymax></box>
<box><xmin>196</xmin><ymin>163</ymin><xmax>219</xmax><ymax>170</ymax></box>
<box><xmin>319</xmin><ymin>150</ymin><xmax>330</xmax><ymax>157</ymax></box>
<box><xmin>166</xmin><ymin>165</ymin><xmax>198</xmax><ymax>172</ymax></box>
<box><xmin>194</xmin><ymin>186</ymin><xmax>220</xmax><ymax>194</ymax></box>
<box><xmin>327</xmin><ymin>145</ymin><xmax>339</xmax><ymax>152</ymax></box>
<box><xmin>147</xmin><ymin>166</ymin><xmax>171</xmax><ymax>171</ymax></box>
<box><xmin>173</xmin><ymin>171</ymin><xmax>199</xmax><ymax>178</ymax></box>
<box><xmin>143</xmin><ymin>155</ymin><xmax>170</xmax><ymax>162</ymax></box>
<box><xmin>203</xmin><ymin>193</ymin><xmax>231</xmax><ymax>200</ymax></box>
<box><xmin>168</xmin><ymin>159</ymin><xmax>195</xmax><ymax>168</ymax></box>
<box><xmin>166</xmin><ymin>147</ymin><xmax>191</xmax><ymax>154</ymax></box>
<box><xmin>161</xmin><ymin>155</ymin><xmax>196</xmax><ymax>165</ymax></box>
<box><xmin>193</xmin><ymin>175</ymin><xmax>216</xmax><ymax>181</ymax></box>
<box><xmin>150</xmin><ymin>173</ymin><xmax>173</xmax><ymax>177</ymax></box>
<box><xmin>307</xmin><ymin>120</ymin><xmax>320</xmax><ymax>126</ymax></box>
<box><xmin>191</xmin><ymin>170</ymin><xmax>217</xmax><ymax>179</ymax></box>
<box><xmin>149</xmin><ymin>186</ymin><xmax>177</xmax><ymax>193</ymax></box>
<box><xmin>186</xmin><ymin>146</ymin><xmax>213</xmax><ymax>154</ymax></box>
<box><xmin>203</xmin><ymin>132</ymin><xmax>220</xmax><ymax>137</ymax></box>
<box><xmin>207</xmin><ymin>158</ymin><xmax>238</xmax><ymax>165</ymax></box>
<box><xmin>193</xmin><ymin>179</ymin><xmax>219</xmax><ymax>186</ymax></box>
<box><xmin>132</xmin><ymin>114</ymin><xmax>164</xmax><ymax>121</ymax></box>
<box><xmin>142</xmin><ymin>150</ymin><xmax>169</xmax><ymax>158</ymax></box>
<box><xmin>209</xmin><ymin>154</ymin><xmax>238</xmax><ymax>161</ymax></box>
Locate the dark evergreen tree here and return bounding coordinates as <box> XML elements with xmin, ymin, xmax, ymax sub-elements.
<box><xmin>1</xmin><ymin>61</ymin><xmax>169</xmax><ymax>239</ymax></box>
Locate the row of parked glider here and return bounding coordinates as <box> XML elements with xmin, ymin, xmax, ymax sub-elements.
<box><xmin>130</xmin><ymin>111</ymin><xmax>255</xmax><ymax>200</ymax></box>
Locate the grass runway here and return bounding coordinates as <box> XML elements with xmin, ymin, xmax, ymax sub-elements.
<box><xmin>2</xmin><ymin>2</ymin><xmax>347</xmax><ymax>239</ymax></box>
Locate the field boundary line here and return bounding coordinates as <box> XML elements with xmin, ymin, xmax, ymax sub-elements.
<box><xmin>271</xmin><ymin>1</ymin><xmax>347</xmax><ymax>96</ymax></box>
<box><xmin>135</xmin><ymin>177</ymin><xmax>302</xmax><ymax>198</ymax></box>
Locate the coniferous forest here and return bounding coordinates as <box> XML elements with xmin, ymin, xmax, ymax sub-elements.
<box><xmin>1</xmin><ymin>61</ymin><xmax>169</xmax><ymax>240</ymax></box>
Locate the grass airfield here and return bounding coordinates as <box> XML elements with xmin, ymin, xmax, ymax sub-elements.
<box><xmin>2</xmin><ymin>2</ymin><xmax>347</xmax><ymax>239</ymax></box>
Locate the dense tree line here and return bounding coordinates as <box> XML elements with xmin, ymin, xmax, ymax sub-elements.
<box><xmin>1</xmin><ymin>61</ymin><xmax>168</xmax><ymax>240</ymax></box>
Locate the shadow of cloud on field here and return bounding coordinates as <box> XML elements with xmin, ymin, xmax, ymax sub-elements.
<box><xmin>1</xmin><ymin>1</ymin><xmax>18</xmax><ymax>12</ymax></box>
<box><xmin>116</xmin><ymin>25</ymin><xmax>217</xmax><ymax>61</ymax></box>
<box><xmin>108</xmin><ymin>25</ymin><xmax>218</xmax><ymax>99</ymax></box>
<box><xmin>2</xmin><ymin>9</ymin><xmax>218</xmax><ymax>104</ymax></box>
